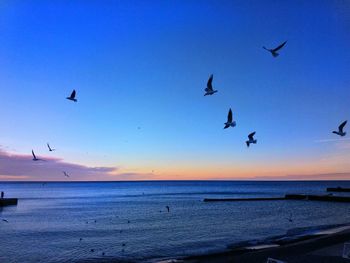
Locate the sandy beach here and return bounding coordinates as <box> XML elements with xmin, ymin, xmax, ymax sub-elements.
<box><xmin>184</xmin><ymin>226</ymin><xmax>350</xmax><ymax>263</ymax></box>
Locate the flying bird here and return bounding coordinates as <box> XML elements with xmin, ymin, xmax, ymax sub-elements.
<box><xmin>32</xmin><ymin>150</ymin><xmax>42</xmax><ymax>161</ymax></box>
<box><xmin>224</xmin><ymin>108</ymin><xmax>236</xmax><ymax>129</ymax></box>
<box><xmin>246</xmin><ymin>132</ymin><xmax>257</xmax><ymax>147</ymax></box>
<box><xmin>333</xmin><ymin>121</ymin><xmax>347</xmax><ymax>137</ymax></box>
<box><xmin>166</xmin><ymin>206</ymin><xmax>170</xmax><ymax>212</ymax></box>
<box><xmin>263</xmin><ymin>41</ymin><xmax>287</xmax><ymax>57</ymax></box>
<box><xmin>63</xmin><ymin>171</ymin><xmax>70</xmax><ymax>178</ymax></box>
<box><xmin>66</xmin><ymin>89</ymin><xmax>77</xmax><ymax>102</ymax></box>
<box><xmin>204</xmin><ymin>74</ymin><xmax>218</xmax><ymax>96</ymax></box>
<box><xmin>1</xmin><ymin>219</ymin><xmax>9</xmax><ymax>223</ymax></box>
<box><xmin>47</xmin><ymin>143</ymin><xmax>55</xmax><ymax>152</ymax></box>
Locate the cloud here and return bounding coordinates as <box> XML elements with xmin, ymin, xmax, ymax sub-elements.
<box><xmin>334</xmin><ymin>141</ymin><xmax>350</xmax><ymax>150</ymax></box>
<box><xmin>0</xmin><ymin>148</ymin><xmax>117</xmax><ymax>181</ymax></box>
<box><xmin>0</xmin><ymin>147</ymin><xmax>159</xmax><ymax>181</ymax></box>
<box><xmin>314</xmin><ymin>138</ymin><xmax>350</xmax><ymax>143</ymax></box>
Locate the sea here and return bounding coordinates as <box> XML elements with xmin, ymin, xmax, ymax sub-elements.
<box><xmin>0</xmin><ymin>181</ymin><xmax>350</xmax><ymax>263</ymax></box>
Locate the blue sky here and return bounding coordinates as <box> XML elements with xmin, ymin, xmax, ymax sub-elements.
<box><xmin>0</xmin><ymin>0</ymin><xmax>350</xmax><ymax>180</ymax></box>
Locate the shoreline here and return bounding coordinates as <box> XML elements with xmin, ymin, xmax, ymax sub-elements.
<box><xmin>75</xmin><ymin>224</ymin><xmax>350</xmax><ymax>263</ymax></box>
<box><xmin>180</xmin><ymin>224</ymin><xmax>350</xmax><ymax>263</ymax></box>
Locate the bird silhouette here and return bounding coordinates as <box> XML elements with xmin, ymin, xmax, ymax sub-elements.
<box><xmin>1</xmin><ymin>219</ymin><xmax>9</xmax><ymax>223</ymax></box>
<box><xmin>31</xmin><ymin>150</ymin><xmax>42</xmax><ymax>161</ymax></box>
<box><xmin>166</xmin><ymin>206</ymin><xmax>170</xmax><ymax>212</ymax></box>
<box><xmin>263</xmin><ymin>41</ymin><xmax>287</xmax><ymax>57</ymax></box>
<box><xmin>204</xmin><ymin>74</ymin><xmax>218</xmax><ymax>96</ymax></box>
<box><xmin>286</xmin><ymin>213</ymin><xmax>293</xmax><ymax>223</ymax></box>
<box><xmin>333</xmin><ymin>120</ymin><xmax>347</xmax><ymax>137</ymax></box>
<box><xmin>66</xmin><ymin>90</ymin><xmax>77</xmax><ymax>102</ymax></box>
<box><xmin>224</xmin><ymin>108</ymin><xmax>236</xmax><ymax>129</ymax></box>
<box><xmin>63</xmin><ymin>171</ymin><xmax>70</xmax><ymax>178</ymax></box>
<box><xmin>246</xmin><ymin>132</ymin><xmax>257</xmax><ymax>147</ymax></box>
<box><xmin>47</xmin><ymin>143</ymin><xmax>55</xmax><ymax>152</ymax></box>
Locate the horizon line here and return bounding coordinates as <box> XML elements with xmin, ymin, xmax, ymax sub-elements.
<box><xmin>1</xmin><ymin>179</ymin><xmax>350</xmax><ymax>183</ymax></box>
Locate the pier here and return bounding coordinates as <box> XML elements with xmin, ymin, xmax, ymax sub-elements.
<box><xmin>204</xmin><ymin>194</ymin><xmax>350</xmax><ymax>203</ymax></box>
<box><xmin>203</xmin><ymin>197</ymin><xmax>284</xmax><ymax>202</ymax></box>
<box><xmin>0</xmin><ymin>198</ymin><xmax>18</xmax><ymax>206</ymax></box>
<box><xmin>327</xmin><ymin>187</ymin><xmax>350</xmax><ymax>192</ymax></box>
<box><xmin>285</xmin><ymin>194</ymin><xmax>350</xmax><ymax>202</ymax></box>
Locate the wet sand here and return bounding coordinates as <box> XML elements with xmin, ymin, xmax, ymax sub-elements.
<box><xmin>184</xmin><ymin>226</ymin><xmax>350</xmax><ymax>263</ymax></box>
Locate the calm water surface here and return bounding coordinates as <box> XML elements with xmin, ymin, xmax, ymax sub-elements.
<box><xmin>0</xmin><ymin>181</ymin><xmax>350</xmax><ymax>262</ymax></box>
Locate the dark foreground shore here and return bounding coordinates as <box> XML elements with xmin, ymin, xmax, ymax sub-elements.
<box><xmin>184</xmin><ymin>226</ymin><xmax>350</xmax><ymax>263</ymax></box>
<box><xmin>82</xmin><ymin>225</ymin><xmax>350</xmax><ymax>263</ymax></box>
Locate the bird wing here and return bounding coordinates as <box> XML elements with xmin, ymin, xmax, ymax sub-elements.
<box><xmin>32</xmin><ymin>150</ymin><xmax>36</xmax><ymax>159</ymax></box>
<box><xmin>47</xmin><ymin>143</ymin><xmax>51</xmax><ymax>150</ymax></box>
<box><xmin>248</xmin><ymin>132</ymin><xmax>256</xmax><ymax>140</ymax></box>
<box><xmin>206</xmin><ymin>74</ymin><xmax>213</xmax><ymax>91</ymax></box>
<box><xmin>70</xmin><ymin>90</ymin><xmax>76</xmax><ymax>98</ymax></box>
<box><xmin>272</xmin><ymin>41</ymin><xmax>287</xmax><ymax>52</ymax></box>
<box><xmin>339</xmin><ymin>120</ymin><xmax>347</xmax><ymax>132</ymax></box>
<box><xmin>227</xmin><ymin>109</ymin><xmax>232</xmax><ymax>122</ymax></box>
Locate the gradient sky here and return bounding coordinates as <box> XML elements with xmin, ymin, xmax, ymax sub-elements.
<box><xmin>1</xmin><ymin>0</ymin><xmax>350</xmax><ymax>181</ymax></box>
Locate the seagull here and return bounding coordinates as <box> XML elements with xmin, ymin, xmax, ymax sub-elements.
<box><xmin>63</xmin><ymin>171</ymin><xmax>70</xmax><ymax>178</ymax></box>
<box><xmin>333</xmin><ymin>121</ymin><xmax>347</xmax><ymax>137</ymax></box>
<box><xmin>32</xmin><ymin>150</ymin><xmax>42</xmax><ymax>161</ymax></box>
<box><xmin>1</xmin><ymin>219</ymin><xmax>9</xmax><ymax>223</ymax></box>
<box><xmin>66</xmin><ymin>89</ymin><xmax>77</xmax><ymax>102</ymax></box>
<box><xmin>286</xmin><ymin>214</ymin><xmax>293</xmax><ymax>223</ymax></box>
<box><xmin>224</xmin><ymin>108</ymin><xmax>236</xmax><ymax>129</ymax></box>
<box><xmin>166</xmin><ymin>206</ymin><xmax>170</xmax><ymax>212</ymax></box>
<box><xmin>204</xmin><ymin>74</ymin><xmax>218</xmax><ymax>96</ymax></box>
<box><xmin>263</xmin><ymin>41</ymin><xmax>287</xmax><ymax>57</ymax></box>
<box><xmin>47</xmin><ymin>143</ymin><xmax>55</xmax><ymax>152</ymax></box>
<box><xmin>246</xmin><ymin>132</ymin><xmax>257</xmax><ymax>147</ymax></box>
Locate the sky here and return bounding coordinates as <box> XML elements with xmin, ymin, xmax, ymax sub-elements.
<box><xmin>0</xmin><ymin>0</ymin><xmax>350</xmax><ymax>181</ymax></box>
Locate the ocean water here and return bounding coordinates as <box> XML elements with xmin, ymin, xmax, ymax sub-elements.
<box><xmin>0</xmin><ymin>181</ymin><xmax>350</xmax><ymax>263</ymax></box>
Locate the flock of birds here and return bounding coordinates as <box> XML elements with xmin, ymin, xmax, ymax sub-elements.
<box><xmin>205</xmin><ymin>40</ymin><xmax>347</xmax><ymax>148</ymax></box>
<box><xmin>3</xmin><ymin>41</ymin><xmax>347</xmax><ymax>227</ymax></box>
<box><xmin>28</xmin><ymin>40</ymin><xmax>347</xmax><ymax>180</ymax></box>
<box><xmin>29</xmin><ymin>90</ymin><xmax>79</xmax><ymax>177</ymax></box>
